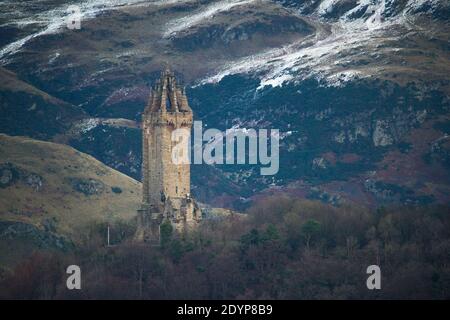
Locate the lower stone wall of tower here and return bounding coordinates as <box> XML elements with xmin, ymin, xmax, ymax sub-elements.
<box><xmin>135</xmin><ymin>197</ymin><xmax>202</xmax><ymax>244</ymax></box>
<box><xmin>165</xmin><ymin>196</ymin><xmax>202</xmax><ymax>235</ymax></box>
<box><xmin>135</xmin><ymin>206</ymin><xmax>163</xmax><ymax>245</ymax></box>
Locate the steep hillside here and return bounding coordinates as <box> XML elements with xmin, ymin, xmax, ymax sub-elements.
<box><xmin>0</xmin><ymin>0</ymin><xmax>316</xmax><ymax>117</ymax></box>
<box><xmin>0</xmin><ymin>0</ymin><xmax>449</xmax><ymax>208</ymax></box>
<box><xmin>204</xmin><ymin>0</ymin><xmax>450</xmax><ymax>88</ymax></box>
<box><xmin>0</xmin><ymin>134</ymin><xmax>141</xmax><ymax>265</ymax></box>
<box><xmin>0</xmin><ymin>67</ymin><xmax>86</xmax><ymax>140</ymax></box>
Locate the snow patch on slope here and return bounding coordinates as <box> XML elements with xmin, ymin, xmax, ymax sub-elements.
<box><xmin>163</xmin><ymin>0</ymin><xmax>258</xmax><ymax>38</ymax></box>
<box><xmin>0</xmin><ymin>0</ymin><xmax>188</xmax><ymax>64</ymax></box>
<box><xmin>317</xmin><ymin>0</ymin><xmax>342</xmax><ymax>16</ymax></box>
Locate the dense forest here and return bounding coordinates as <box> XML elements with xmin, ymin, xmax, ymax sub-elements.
<box><xmin>1</xmin><ymin>196</ymin><xmax>449</xmax><ymax>299</ymax></box>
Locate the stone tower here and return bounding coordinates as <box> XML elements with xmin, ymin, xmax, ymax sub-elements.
<box><xmin>135</xmin><ymin>68</ymin><xmax>202</xmax><ymax>244</ymax></box>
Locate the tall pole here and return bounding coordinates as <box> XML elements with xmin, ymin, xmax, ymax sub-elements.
<box><xmin>107</xmin><ymin>225</ymin><xmax>110</xmax><ymax>247</ymax></box>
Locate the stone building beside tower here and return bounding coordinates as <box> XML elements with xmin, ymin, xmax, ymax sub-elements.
<box><xmin>135</xmin><ymin>68</ymin><xmax>202</xmax><ymax>244</ymax></box>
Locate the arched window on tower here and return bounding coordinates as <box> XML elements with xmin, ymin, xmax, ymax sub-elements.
<box><xmin>166</xmin><ymin>92</ymin><xmax>172</xmax><ymax>110</ymax></box>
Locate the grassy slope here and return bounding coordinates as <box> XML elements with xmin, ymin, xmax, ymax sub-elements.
<box><xmin>0</xmin><ymin>134</ymin><xmax>141</xmax><ymax>240</ymax></box>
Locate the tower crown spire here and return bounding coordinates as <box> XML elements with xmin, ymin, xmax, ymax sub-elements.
<box><xmin>146</xmin><ymin>67</ymin><xmax>191</xmax><ymax>113</ymax></box>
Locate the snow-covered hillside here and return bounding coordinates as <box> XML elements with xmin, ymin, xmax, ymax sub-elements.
<box><xmin>201</xmin><ymin>0</ymin><xmax>450</xmax><ymax>88</ymax></box>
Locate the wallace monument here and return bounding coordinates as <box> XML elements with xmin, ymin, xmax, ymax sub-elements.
<box><xmin>135</xmin><ymin>69</ymin><xmax>202</xmax><ymax>243</ymax></box>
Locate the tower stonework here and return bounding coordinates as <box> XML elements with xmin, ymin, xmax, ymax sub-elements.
<box><xmin>135</xmin><ymin>69</ymin><xmax>202</xmax><ymax>243</ymax></box>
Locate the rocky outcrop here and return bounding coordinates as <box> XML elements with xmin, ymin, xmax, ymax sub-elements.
<box><xmin>0</xmin><ymin>162</ymin><xmax>43</xmax><ymax>190</ymax></box>
<box><xmin>373</xmin><ymin>120</ymin><xmax>394</xmax><ymax>147</ymax></box>
<box><xmin>0</xmin><ymin>163</ymin><xmax>17</xmax><ymax>188</ymax></box>
<box><xmin>69</xmin><ymin>177</ymin><xmax>105</xmax><ymax>196</ymax></box>
<box><xmin>0</xmin><ymin>220</ymin><xmax>72</xmax><ymax>250</ymax></box>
